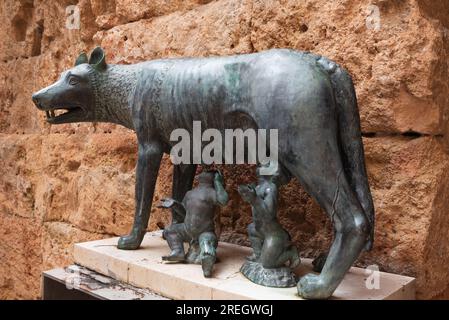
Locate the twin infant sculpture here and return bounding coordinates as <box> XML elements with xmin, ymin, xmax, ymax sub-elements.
<box><xmin>157</xmin><ymin>166</ymin><xmax>300</xmax><ymax>288</ymax></box>
<box><xmin>32</xmin><ymin>47</ymin><xmax>375</xmax><ymax>299</ymax></box>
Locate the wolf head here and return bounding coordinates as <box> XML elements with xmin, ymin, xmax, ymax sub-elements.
<box><xmin>32</xmin><ymin>47</ymin><xmax>108</xmax><ymax>124</ymax></box>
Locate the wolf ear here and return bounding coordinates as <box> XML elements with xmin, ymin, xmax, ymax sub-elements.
<box><xmin>75</xmin><ymin>52</ymin><xmax>88</xmax><ymax>66</ymax></box>
<box><xmin>89</xmin><ymin>46</ymin><xmax>107</xmax><ymax>71</ymax></box>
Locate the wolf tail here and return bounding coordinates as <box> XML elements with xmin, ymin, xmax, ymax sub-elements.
<box><xmin>317</xmin><ymin>56</ymin><xmax>375</xmax><ymax>250</ymax></box>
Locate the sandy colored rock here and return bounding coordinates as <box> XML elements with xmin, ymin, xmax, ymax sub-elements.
<box><xmin>250</xmin><ymin>0</ymin><xmax>446</xmax><ymax>135</ymax></box>
<box><xmin>0</xmin><ymin>0</ymin><xmax>448</xmax><ymax>300</ymax></box>
<box><xmin>95</xmin><ymin>0</ymin><xmax>254</xmax><ymax>62</ymax></box>
<box><xmin>37</xmin><ymin>132</ymin><xmax>137</xmax><ymax>235</ymax></box>
<box><xmin>0</xmin><ymin>134</ymin><xmax>41</xmax><ymax>218</ymax></box>
<box><xmin>42</xmin><ymin>221</ymin><xmax>108</xmax><ymax>271</ymax></box>
<box><xmin>91</xmin><ymin>0</ymin><xmax>213</xmax><ymax>29</ymax></box>
<box><xmin>0</xmin><ymin>211</ymin><xmax>42</xmax><ymax>299</ymax></box>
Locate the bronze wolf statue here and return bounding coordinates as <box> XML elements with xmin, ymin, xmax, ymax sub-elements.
<box><xmin>32</xmin><ymin>47</ymin><xmax>374</xmax><ymax>299</ymax></box>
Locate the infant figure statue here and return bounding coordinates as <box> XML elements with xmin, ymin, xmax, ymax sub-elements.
<box><xmin>238</xmin><ymin>163</ymin><xmax>300</xmax><ymax>287</ymax></box>
<box><xmin>158</xmin><ymin>170</ymin><xmax>228</xmax><ymax>278</ymax></box>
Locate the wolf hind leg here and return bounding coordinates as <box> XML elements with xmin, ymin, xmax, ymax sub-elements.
<box><xmin>283</xmin><ymin>144</ymin><xmax>369</xmax><ymax>299</ymax></box>
<box><xmin>172</xmin><ymin>164</ymin><xmax>197</xmax><ymax>224</ymax></box>
<box><xmin>297</xmin><ymin>169</ymin><xmax>368</xmax><ymax>299</ymax></box>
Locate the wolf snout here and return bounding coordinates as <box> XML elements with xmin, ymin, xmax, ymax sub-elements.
<box><xmin>32</xmin><ymin>92</ymin><xmax>42</xmax><ymax>109</ymax></box>
<box><xmin>31</xmin><ymin>90</ymin><xmax>49</xmax><ymax>110</ymax></box>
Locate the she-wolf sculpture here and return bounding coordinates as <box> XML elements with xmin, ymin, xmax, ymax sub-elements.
<box><xmin>32</xmin><ymin>47</ymin><xmax>375</xmax><ymax>299</ymax></box>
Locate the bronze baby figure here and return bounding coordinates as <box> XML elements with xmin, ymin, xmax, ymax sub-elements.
<box><xmin>238</xmin><ymin>164</ymin><xmax>300</xmax><ymax>287</ymax></box>
<box><xmin>158</xmin><ymin>170</ymin><xmax>228</xmax><ymax>277</ymax></box>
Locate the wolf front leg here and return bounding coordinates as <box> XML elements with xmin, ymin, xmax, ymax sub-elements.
<box><xmin>171</xmin><ymin>164</ymin><xmax>197</xmax><ymax>224</ymax></box>
<box><xmin>118</xmin><ymin>142</ymin><xmax>163</xmax><ymax>250</ymax></box>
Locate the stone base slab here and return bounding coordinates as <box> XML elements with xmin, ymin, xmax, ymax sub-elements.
<box><xmin>73</xmin><ymin>231</ymin><xmax>415</xmax><ymax>300</ymax></box>
<box><xmin>42</xmin><ymin>265</ymin><xmax>167</xmax><ymax>300</ymax></box>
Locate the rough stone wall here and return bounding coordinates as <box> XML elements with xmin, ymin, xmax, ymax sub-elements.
<box><xmin>0</xmin><ymin>0</ymin><xmax>448</xmax><ymax>299</ymax></box>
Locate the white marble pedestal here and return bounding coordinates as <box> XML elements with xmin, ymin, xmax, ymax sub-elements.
<box><xmin>73</xmin><ymin>231</ymin><xmax>415</xmax><ymax>300</ymax></box>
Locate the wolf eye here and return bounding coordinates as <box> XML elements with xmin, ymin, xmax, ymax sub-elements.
<box><xmin>68</xmin><ymin>76</ymin><xmax>79</xmax><ymax>86</ymax></box>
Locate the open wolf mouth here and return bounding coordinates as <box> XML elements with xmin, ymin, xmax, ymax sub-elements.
<box><xmin>38</xmin><ymin>104</ymin><xmax>85</xmax><ymax>124</ymax></box>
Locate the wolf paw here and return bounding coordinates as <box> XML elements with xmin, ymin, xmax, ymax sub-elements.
<box><xmin>297</xmin><ymin>274</ymin><xmax>333</xmax><ymax>299</ymax></box>
<box><xmin>117</xmin><ymin>231</ymin><xmax>144</xmax><ymax>250</ymax></box>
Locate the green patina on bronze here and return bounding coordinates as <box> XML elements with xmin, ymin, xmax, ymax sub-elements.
<box><xmin>32</xmin><ymin>47</ymin><xmax>374</xmax><ymax>299</ymax></box>
<box><xmin>157</xmin><ymin>170</ymin><xmax>228</xmax><ymax>278</ymax></box>
<box><xmin>238</xmin><ymin>163</ymin><xmax>300</xmax><ymax>288</ymax></box>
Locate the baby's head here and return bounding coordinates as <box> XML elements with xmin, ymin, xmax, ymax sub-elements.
<box><xmin>256</xmin><ymin>162</ymin><xmax>279</xmax><ymax>183</ymax></box>
<box><xmin>256</xmin><ymin>161</ymin><xmax>290</xmax><ymax>186</ymax></box>
<box><xmin>197</xmin><ymin>170</ymin><xmax>216</xmax><ymax>185</ymax></box>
